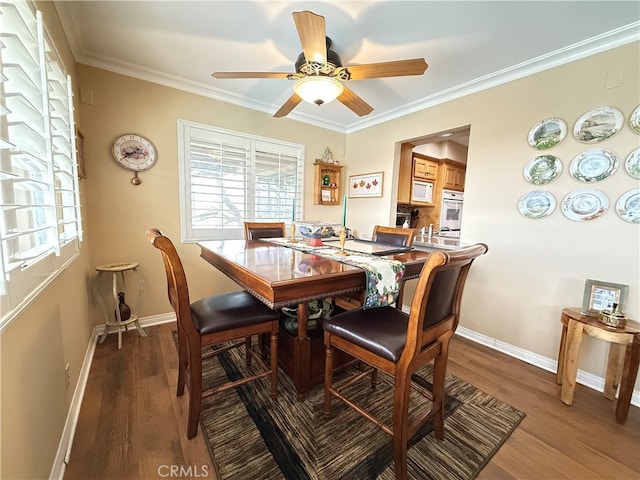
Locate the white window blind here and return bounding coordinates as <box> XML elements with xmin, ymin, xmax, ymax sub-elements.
<box><xmin>178</xmin><ymin>120</ymin><xmax>304</xmax><ymax>241</ymax></box>
<box><xmin>0</xmin><ymin>0</ymin><xmax>82</xmax><ymax>328</ymax></box>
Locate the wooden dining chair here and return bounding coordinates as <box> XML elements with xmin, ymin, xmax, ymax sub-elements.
<box><xmin>243</xmin><ymin>221</ymin><xmax>286</xmax><ymax>240</ymax></box>
<box><xmin>323</xmin><ymin>243</ymin><xmax>488</xmax><ymax>479</ymax></box>
<box><xmin>372</xmin><ymin>224</ymin><xmax>416</xmax><ymax>247</ymax></box>
<box><xmin>146</xmin><ymin>228</ymin><xmax>280</xmax><ymax>439</ymax></box>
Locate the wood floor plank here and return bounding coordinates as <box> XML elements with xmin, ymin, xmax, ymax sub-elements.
<box><xmin>64</xmin><ymin>323</ymin><xmax>640</xmax><ymax>480</ymax></box>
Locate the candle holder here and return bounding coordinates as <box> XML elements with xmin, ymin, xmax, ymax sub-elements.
<box><xmin>334</xmin><ymin>225</ymin><xmax>349</xmax><ymax>256</ymax></box>
<box><xmin>288</xmin><ymin>223</ymin><xmax>298</xmax><ymax>243</ymax></box>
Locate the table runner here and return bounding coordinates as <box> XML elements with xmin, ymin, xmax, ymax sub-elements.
<box><xmin>267</xmin><ymin>238</ymin><xmax>405</xmax><ymax>308</ymax></box>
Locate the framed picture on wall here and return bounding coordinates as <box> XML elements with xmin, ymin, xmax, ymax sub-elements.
<box><xmin>348</xmin><ymin>171</ymin><xmax>383</xmax><ymax>198</ymax></box>
<box><xmin>581</xmin><ymin>279</ymin><xmax>628</xmax><ymax>316</ymax></box>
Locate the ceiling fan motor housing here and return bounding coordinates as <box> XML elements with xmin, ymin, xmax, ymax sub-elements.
<box><xmin>295</xmin><ymin>37</ymin><xmax>343</xmax><ymax>75</ymax></box>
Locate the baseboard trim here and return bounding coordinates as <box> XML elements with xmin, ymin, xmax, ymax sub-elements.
<box><xmin>50</xmin><ymin>311</ymin><xmax>637</xmax><ymax>477</ymax></box>
<box><xmin>94</xmin><ymin>312</ymin><xmax>176</xmax><ymax>336</ymax></box>
<box><xmin>49</xmin><ymin>313</ymin><xmax>176</xmax><ymax>479</ymax></box>
<box><xmin>455</xmin><ymin>325</ymin><xmax>640</xmax><ymax>407</ymax></box>
<box><xmin>49</xmin><ymin>328</ymin><xmax>99</xmax><ymax>480</ymax></box>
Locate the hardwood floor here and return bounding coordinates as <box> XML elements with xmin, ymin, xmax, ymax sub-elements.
<box><xmin>64</xmin><ymin>322</ymin><xmax>640</xmax><ymax>479</ymax></box>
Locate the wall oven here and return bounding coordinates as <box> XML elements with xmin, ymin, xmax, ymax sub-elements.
<box><xmin>439</xmin><ymin>190</ymin><xmax>463</xmax><ymax>237</ymax></box>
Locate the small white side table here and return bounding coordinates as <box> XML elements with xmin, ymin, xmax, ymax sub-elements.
<box><xmin>93</xmin><ymin>262</ymin><xmax>147</xmax><ymax>349</ymax></box>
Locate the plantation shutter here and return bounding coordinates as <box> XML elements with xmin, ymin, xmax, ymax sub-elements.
<box><xmin>0</xmin><ymin>0</ymin><xmax>82</xmax><ymax>327</ymax></box>
<box><xmin>179</xmin><ymin>120</ymin><xmax>304</xmax><ymax>241</ymax></box>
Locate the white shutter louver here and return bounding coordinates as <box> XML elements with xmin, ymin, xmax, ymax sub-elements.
<box><xmin>0</xmin><ymin>0</ymin><xmax>83</xmax><ymax>328</ymax></box>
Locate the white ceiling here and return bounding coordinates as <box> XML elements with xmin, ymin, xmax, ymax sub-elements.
<box><xmin>54</xmin><ymin>1</ymin><xmax>640</xmax><ymax>133</ymax></box>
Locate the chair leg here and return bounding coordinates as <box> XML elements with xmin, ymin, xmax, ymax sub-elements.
<box><xmin>270</xmin><ymin>331</ymin><xmax>278</xmax><ymax>398</ymax></box>
<box><xmin>371</xmin><ymin>368</ymin><xmax>378</xmax><ymax>388</ymax></box>
<box><xmin>186</xmin><ymin>345</ymin><xmax>203</xmax><ymax>439</ymax></box>
<box><xmin>392</xmin><ymin>375</ymin><xmax>411</xmax><ymax>480</ymax></box>
<box><xmin>431</xmin><ymin>346</ymin><xmax>449</xmax><ymax>440</ymax></box>
<box><xmin>323</xmin><ymin>340</ymin><xmax>335</xmax><ymax>419</ymax></box>
<box><xmin>176</xmin><ymin>331</ymin><xmax>187</xmax><ymax>397</ymax></box>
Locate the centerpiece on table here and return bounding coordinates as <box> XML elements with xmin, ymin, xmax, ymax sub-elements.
<box><xmin>294</xmin><ymin>221</ymin><xmax>340</xmax><ymax>246</ymax></box>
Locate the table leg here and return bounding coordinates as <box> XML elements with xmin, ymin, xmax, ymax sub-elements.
<box><xmin>616</xmin><ymin>336</ymin><xmax>640</xmax><ymax>424</ymax></box>
<box><xmin>561</xmin><ymin>319</ymin><xmax>584</xmax><ymax>405</ymax></box>
<box><xmin>556</xmin><ymin>321</ymin><xmax>568</xmax><ymax>384</ymax></box>
<box><xmin>293</xmin><ymin>302</ymin><xmax>310</xmax><ymax>401</ymax></box>
<box><xmin>604</xmin><ymin>343</ymin><xmax>625</xmax><ymax>400</ymax></box>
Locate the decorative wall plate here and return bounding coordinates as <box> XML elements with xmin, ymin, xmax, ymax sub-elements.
<box><xmin>528</xmin><ymin>117</ymin><xmax>567</xmax><ymax>150</ymax></box>
<box><xmin>616</xmin><ymin>189</ymin><xmax>640</xmax><ymax>224</ymax></box>
<box><xmin>630</xmin><ymin>105</ymin><xmax>640</xmax><ymax>134</ymax></box>
<box><xmin>569</xmin><ymin>148</ymin><xmax>618</xmax><ymax>183</ymax></box>
<box><xmin>573</xmin><ymin>106</ymin><xmax>623</xmax><ymax>143</ymax></box>
<box><xmin>625</xmin><ymin>147</ymin><xmax>640</xmax><ymax>179</ymax></box>
<box><xmin>561</xmin><ymin>189</ymin><xmax>609</xmax><ymax>221</ymax></box>
<box><xmin>524</xmin><ymin>154</ymin><xmax>562</xmax><ymax>185</ymax></box>
<box><xmin>518</xmin><ymin>190</ymin><xmax>556</xmax><ymax>219</ymax></box>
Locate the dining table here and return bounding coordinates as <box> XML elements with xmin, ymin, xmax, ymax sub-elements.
<box><xmin>198</xmin><ymin>237</ymin><xmax>434</xmax><ymax>400</ymax></box>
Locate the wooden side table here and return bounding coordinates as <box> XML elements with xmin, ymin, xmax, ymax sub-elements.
<box><xmin>93</xmin><ymin>262</ymin><xmax>147</xmax><ymax>349</ymax></box>
<box><xmin>556</xmin><ymin>307</ymin><xmax>640</xmax><ymax>424</ymax></box>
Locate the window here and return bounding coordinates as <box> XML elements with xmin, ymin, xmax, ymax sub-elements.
<box><xmin>178</xmin><ymin>120</ymin><xmax>304</xmax><ymax>241</ymax></box>
<box><xmin>0</xmin><ymin>0</ymin><xmax>82</xmax><ymax>328</ymax></box>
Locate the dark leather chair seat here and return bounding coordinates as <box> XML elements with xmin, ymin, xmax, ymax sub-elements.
<box><xmin>323</xmin><ymin>307</ymin><xmax>408</xmax><ymax>362</ymax></box>
<box><xmin>191</xmin><ymin>291</ymin><xmax>281</xmax><ymax>335</ymax></box>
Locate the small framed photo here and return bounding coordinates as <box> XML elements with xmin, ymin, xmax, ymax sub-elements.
<box><xmin>581</xmin><ymin>279</ymin><xmax>629</xmax><ymax>317</ymax></box>
<box><xmin>348</xmin><ymin>171</ymin><xmax>383</xmax><ymax>198</ymax></box>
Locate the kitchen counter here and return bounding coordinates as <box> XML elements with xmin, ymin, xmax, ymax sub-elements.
<box><xmin>412</xmin><ymin>236</ymin><xmax>472</xmax><ymax>251</ymax></box>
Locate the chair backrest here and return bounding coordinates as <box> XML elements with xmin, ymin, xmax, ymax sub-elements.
<box><xmin>146</xmin><ymin>228</ymin><xmax>197</xmax><ymax>338</ymax></box>
<box><xmin>402</xmin><ymin>243</ymin><xmax>488</xmax><ymax>363</ymax></box>
<box><xmin>243</xmin><ymin>222</ymin><xmax>286</xmax><ymax>240</ymax></box>
<box><xmin>372</xmin><ymin>225</ymin><xmax>416</xmax><ymax>247</ymax></box>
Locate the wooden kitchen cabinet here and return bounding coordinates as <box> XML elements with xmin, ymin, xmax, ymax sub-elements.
<box><xmin>313</xmin><ymin>161</ymin><xmax>343</xmax><ymax>205</ymax></box>
<box><xmin>413</xmin><ymin>154</ymin><xmax>439</xmax><ymax>181</ymax></box>
<box><xmin>397</xmin><ymin>143</ymin><xmax>414</xmax><ymax>204</ymax></box>
<box><xmin>442</xmin><ymin>160</ymin><xmax>466</xmax><ymax>191</ymax></box>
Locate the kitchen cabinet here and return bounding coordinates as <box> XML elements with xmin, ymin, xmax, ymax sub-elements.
<box><xmin>397</xmin><ymin>143</ymin><xmax>414</xmax><ymax>204</ymax></box>
<box><xmin>313</xmin><ymin>161</ymin><xmax>343</xmax><ymax>205</ymax></box>
<box><xmin>442</xmin><ymin>161</ymin><xmax>466</xmax><ymax>191</ymax></box>
<box><xmin>413</xmin><ymin>154</ymin><xmax>439</xmax><ymax>181</ymax></box>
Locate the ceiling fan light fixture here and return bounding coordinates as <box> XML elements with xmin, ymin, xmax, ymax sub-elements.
<box><xmin>294</xmin><ymin>76</ymin><xmax>344</xmax><ymax>106</ymax></box>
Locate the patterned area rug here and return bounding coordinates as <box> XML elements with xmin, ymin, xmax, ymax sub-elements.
<box><xmin>197</xmin><ymin>345</ymin><xmax>525</xmax><ymax>480</ymax></box>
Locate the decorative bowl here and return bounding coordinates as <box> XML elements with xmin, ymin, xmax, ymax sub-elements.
<box><xmin>281</xmin><ymin>300</ymin><xmax>334</xmax><ymax>333</ymax></box>
<box><xmin>294</xmin><ymin>221</ymin><xmax>339</xmax><ymax>239</ymax></box>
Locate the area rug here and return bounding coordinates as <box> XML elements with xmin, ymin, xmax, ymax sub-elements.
<box><xmin>196</xmin><ymin>344</ymin><xmax>526</xmax><ymax>480</ymax></box>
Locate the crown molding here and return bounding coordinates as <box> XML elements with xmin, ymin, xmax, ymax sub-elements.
<box><xmin>54</xmin><ymin>0</ymin><xmax>639</xmax><ymax>134</ymax></box>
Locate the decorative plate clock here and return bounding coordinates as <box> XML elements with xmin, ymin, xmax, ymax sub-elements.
<box><xmin>111</xmin><ymin>133</ymin><xmax>157</xmax><ymax>185</ymax></box>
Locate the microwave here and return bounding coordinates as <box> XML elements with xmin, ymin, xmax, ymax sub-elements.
<box><xmin>411</xmin><ymin>179</ymin><xmax>434</xmax><ymax>204</ymax></box>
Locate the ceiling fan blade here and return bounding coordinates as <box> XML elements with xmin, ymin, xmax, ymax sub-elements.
<box><xmin>292</xmin><ymin>11</ymin><xmax>327</xmax><ymax>65</ymax></box>
<box><xmin>273</xmin><ymin>93</ymin><xmax>303</xmax><ymax>118</ymax></box>
<box><xmin>338</xmin><ymin>86</ymin><xmax>373</xmax><ymax>117</ymax></box>
<box><xmin>345</xmin><ymin>58</ymin><xmax>428</xmax><ymax>80</ymax></box>
<box><xmin>212</xmin><ymin>72</ymin><xmax>293</xmax><ymax>79</ymax></box>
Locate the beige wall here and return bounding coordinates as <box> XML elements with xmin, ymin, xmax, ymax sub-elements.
<box><xmin>2</xmin><ymin>3</ymin><xmax>638</xmax><ymax>477</ymax></box>
<box><xmin>349</xmin><ymin>43</ymin><xmax>639</xmax><ymax>380</ymax></box>
<box><xmin>0</xmin><ymin>2</ymin><xmax>94</xmax><ymax>479</ymax></box>
<box><xmin>77</xmin><ymin>66</ymin><xmax>346</xmax><ymax>320</ymax></box>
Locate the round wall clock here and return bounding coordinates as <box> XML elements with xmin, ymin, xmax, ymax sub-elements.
<box><xmin>111</xmin><ymin>133</ymin><xmax>157</xmax><ymax>184</ymax></box>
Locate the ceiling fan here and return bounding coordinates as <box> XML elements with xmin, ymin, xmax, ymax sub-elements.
<box><xmin>212</xmin><ymin>10</ymin><xmax>428</xmax><ymax>118</ymax></box>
